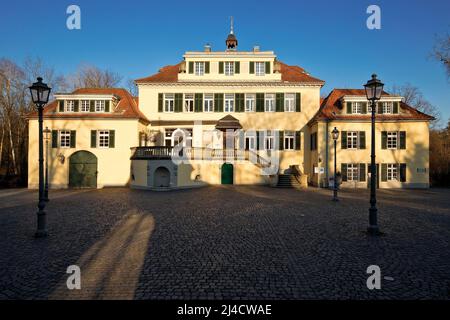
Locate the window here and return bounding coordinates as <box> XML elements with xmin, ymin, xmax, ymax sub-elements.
<box><xmin>387</xmin><ymin>164</ymin><xmax>398</xmax><ymax>181</ymax></box>
<box><xmin>95</xmin><ymin>100</ymin><xmax>105</xmax><ymax>112</ymax></box>
<box><xmin>265</xmin><ymin>93</ymin><xmax>275</xmax><ymax>112</ymax></box>
<box><xmin>81</xmin><ymin>100</ymin><xmax>89</xmax><ymax>112</ymax></box>
<box><xmin>382</xmin><ymin>102</ymin><xmax>392</xmax><ymax>114</ymax></box>
<box><xmin>164</xmin><ymin>94</ymin><xmax>174</xmax><ymax>112</ymax></box>
<box><xmin>352</xmin><ymin>102</ymin><xmax>362</xmax><ymax>114</ymax></box>
<box><xmin>59</xmin><ymin>130</ymin><xmax>71</xmax><ymax>148</ymax></box>
<box><xmin>367</xmin><ymin>102</ymin><xmax>372</xmax><ymax>113</ymax></box>
<box><xmin>166</xmin><ymin>128</ymin><xmax>193</xmax><ymax>147</ymax></box>
<box><xmin>245</xmin><ymin>94</ymin><xmax>255</xmax><ymax>112</ymax></box>
<box><xmin>310</xmin><ymin>132</ymin><xmax>317</xmax><ymax>150</ymax></box>
<box><xmin>265</xmin><ymin>131</ymin><xmax>274</xmax><ymax>150</ymax></box>
<box><xmin>98</xmin><ymin>130</ymin><xmax>110</xmax><ymax>148</ymax></box>
<box><xmin>245</xmin><ymin>136</ymin><xmax>256</xmax><ymax>150</ymax></box>
<box><xmin>347</xmin><ymin>131</ymin><xmax>358</xmax><ymax>149</ymax></box>
<box><xmin>255</xmin><ymin>62</ymin><xmax>265</xmax><ymax>76</ymax></box>
<box><xmin>65</xmin><ymin>100</ymin><xmax>75</xmax><ymax>112</ymax></box>
<box><xmin>225</xmin><ymin>62</ymin><xmax>234</xmax><ymax>76</ymax></box>
<box><xmin>224</xmin><ymin>94</ymin><xmax>234</xmax><ymax>112</ymax></box>
<box><xmin>387</xmin><ymin>132</ymin><xmax>398</xmax><ymax>149</ymax></box>
<box><xmin>284</xmin><ymin>131</ymin><xmax>295</xmax><ymax>150</ymax></box>
<box><xmin>164</xmin><ymin>129</ymin><xmax>174</xmax><ymax>146</ymax></box>
<box><xmin>284</xmin><ymin>94</ymin><xmax>295</xmax><ymax>112</ymax></box>
<box><xmin>204</xmin><ymin>94</ymin><xmax>214</xmax><ymax>112</ymax></box>
<box><xmin>184</xmin><ymin>94</ymin><xmax>194</xmax><ymax>112</ymax></box>
<box><xmin>195</xmin><ymin>62</ymin><xmax>204</xmax><ymax>75</ymax></box>
<box><xmin>347</xmin><ymin>164</ymin><xmax>359</xmax><ymax>181</ymax></box>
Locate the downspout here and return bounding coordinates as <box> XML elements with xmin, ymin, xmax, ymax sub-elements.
<box><xmin>325</xmin><ymin>120</ymin><xmax>329</xmax><ymax>187</ymax></box>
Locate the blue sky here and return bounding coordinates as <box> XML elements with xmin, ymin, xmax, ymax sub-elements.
<box><xmin>1</xmin><ymin>0</ymin><xmax>449</xmax><ymax>124</ymax></box>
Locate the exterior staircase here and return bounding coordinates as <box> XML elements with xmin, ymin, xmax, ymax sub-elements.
<box><xmin>276</xmin><ymin>174</ymin><xmax>302</xmax><ymax>188</ymax></box>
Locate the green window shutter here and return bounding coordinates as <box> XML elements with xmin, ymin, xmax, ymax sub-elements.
<box><xmin>399</xmin><ymin>131</ymin><xmax>406</xmax><ymax>149</ymax></box>
<box><xmin>341</xmin><ymin>131</ymin><xmax>347</xmax><ymax>149</ymax></box>
<box><xmin>214</xmin><ymin>93</ymin><xmax>223</xmax><ymax>112</ymax></box>
<box><xmin>276</xmin><ymin>93</ymin><xmax>284</xmax><ymax>112</ymax></box>
<box><xmin>195</xmin><ymin>93</ymin><xmax>203</xmax><ymax>112</ymax></box>
<box><xmin>400</xmin><ymin>163</ymin><xmax>407</xmax><ymax>182</ymax></box>
<box><xmin>341</xmin><ymin>164</ymin><xmax>348</xmax><ymax>182</ymax></box>
<box><xmin>59</xmin><ymin>100</ymin><xmax>64</xmax><ymax>112</ymax></box>
<box><xmin>362</xmin><ymin>102</ymin><xmax>367</xmax><ymax>114</ymax></box>
<box><xmin>359</xmin><ymin>131</ymin><xmax>366</xmax><ymax>149</ymax></box>
<box><xmin>205</xmin><ymin>61</ymin><xmax>210</xmax><ymax>74</ymax></box>
<box><xmin>256</xmin><ymin>131</ymin><xmax>260</xmax><ymax>150</ymax></box>
<box><xmin>265</xmin><ymin>61</ymin><xmax>270</xmax><ymax>74</ymax></box>
<box><xmin>70</xmin><ymin>131</ymin><xmax>76</xmax><ymax>148</ymax></box>
<box><xmin>295</xmin><ymin>131</ymin><xmax>301</xmax><ymax>150</ymax></box>
<box><xmin>219</xmin><ymin>62</ymin><xmax>224</xmax><ymax>74</ymax></box>
<box><xmin>381</xmin><ymin>131</ymin><xmax>387</xmax><ymax>149</ymax></box>
<box><xmin>175</xmin><ymin>93</ymin><xmax>183</xmax><ymax>112</ymax></box>
<box><xmin>346</xmin><ymin>102</ymin><xmax>352</xmax><ymax>114</ymax></box>
<box><xmin>256</xmin><ymin>93</ymin><xmax>264</xmax><ymax>112</ymax></box>
<box><xmin>249</xmin><ymin>61</ymin><xmax>255</xmax><ymax>74</ymax></box>
<box><xmin>91</xmin><ymin>130</ymin><xmax>97</xmax><ymax>148</ymax></box>
<box><xmin>278</xmin><ymin>131</ymin><xmax>284</xmax><ymax>151</ymax></box>
<box><xmin>109</xmin><ymin>130</ymin><xmax>115</xmax><ymax>148</ymax></box>
<box><xmin>295</xmin><ymin>93</ymin><xmax>301</xmax><ymax>112</ymax></box>
<box><xmin>235</xmin><ymin>93</ymin><xmax>244</xmax><ymax>112</ymax></box>
<box><xmin>189</xmin><ymin>61</ymin><xmax>194</xmax><ymax>74</ymax></box>
<box><xmin>359</xmin><ymin>163</ymin><xmax>366</xmax><ymax>181</ymax></box>
<box><xmin>105</xmin><ymin>100</ymin><xmax>110</xmax><ymax>112</ymax></box>
<box><xmin>51</xmin><ymin>130</ymin><xmax>58</xmax><ymax>148</ymax></box>
<box><xmin>381</xmin><ymin>164</ymin><xmax>388</xmax><ymax>182</ymax></box>
<box><xmin>158</xmin><ymin>93</ymin><xmax>163</xmax><ymax>112</ymax></box>
<box><xmin>377</xmin><ymin>102</ymin><xmax>383</xmax><ymax>114</ymax></box>
<box><xmin>74</xmin><ymin>100</ymin><xmax>79</xmax><ymax>112</ymax></box>
<box><xmin>90</xmin><ymin>100</ymin><xmax>95</xmax><ymax>112</ymax></box>
<box><xmin>235</xmin><ymin>61</ymin><xmax>240</xmax><ymax>74</ymax></box>
<box><xmin>393</xmin><ymin>102</ymin><xmax>399</xmax><ymax>114</ymax></box>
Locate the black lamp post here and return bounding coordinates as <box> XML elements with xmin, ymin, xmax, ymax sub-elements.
<box><xmin>43</xmin><ymin>126</ymin><xmax>51</xmax><ymax>202</ymax></box>
<box><xmin>331</xmin><ymin>127</ymin><xmax>339</xmax><ymax>201</ymax></box>
<box><xmin>364</xmin><ymin>74</ymin><xmax>384</xmax><ymax>235</ymax></box>
<box><xmin>29</xmin><ymin>77</ymin><xmax>51</xmax><ymax>238</ymax></box>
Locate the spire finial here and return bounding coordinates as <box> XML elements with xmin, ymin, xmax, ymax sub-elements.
<box><xmin>230</xmin><ymin>16</ymin><xmax>234</xmax><ymax>35</ymax></box>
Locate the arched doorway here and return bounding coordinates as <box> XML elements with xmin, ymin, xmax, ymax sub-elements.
<box><xmin>221</xmin><ymin>163</ymin><xmax>234</xmax><ymax>185</ymax></box>
<box><xmin>69</xmin><ymin>151</ymin><xmax>98</xmax><ymax>188</ymax></box>
<box><xmin>154</xmin><ymin>166</ymin><xmax>170</xmax><ymax>187</ymax></box>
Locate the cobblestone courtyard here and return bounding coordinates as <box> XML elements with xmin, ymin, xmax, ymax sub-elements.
<box><xmin>0</xmin><ymin>186</ymin><xmax>449</xmax><ymax>299</ymax></box>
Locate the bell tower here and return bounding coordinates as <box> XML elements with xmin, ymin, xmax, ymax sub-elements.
<box><xmin>225</xmin><ymin>17</ymin><xmax>238</xmax><ymax>50</ymax></box>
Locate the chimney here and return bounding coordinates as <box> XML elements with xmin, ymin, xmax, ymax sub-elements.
<box><xmin>204</xmin><ymin>44</ymin><xmax>211</xmax><ymax>52</ymax></box>
<box><xmin>253</xmin><ymin>45</ymin><xmax>260</xmax><ymax>52</ymax></box>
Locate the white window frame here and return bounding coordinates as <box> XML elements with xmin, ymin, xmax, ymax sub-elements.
<box><xmin>245</xmin><ymin>94</ymin><xmax>255</xmax><ymax>112</ymax></box>
<box><xmin>255</xmin><ymin>62</ymin><xmax>265</xmax><ymax>76</ymax></box>
<box><xmin>98</xmin><ymin>130</ymin><xmax>110</xmax><ymax>148</ymax></box>
<box><xmin>352</xmin><ymin>102</ymin><xmax>362</xmax><ymax>114</ymax></box>
<box><xmin>284</xmin><ymin>131</ymin><xmax>295</xmax><ymax>150</ymax></box>
<box><xmin>245</xmin><ymin>136</ymin><xmax>256</xmax><ymax>151</ymax></box>
<box><xmin>224</xmin><ymin>94</ymin><xmax>234</xmax><ymax>112</ymax></box>
<box><xmin>164</xmin><ymin>94</ymin><xmax>175</xmax><ymax>113</ymax></box>
<box><xmin>95</xmin><ymin>100</ymin><xmax>105</xmax><ymax>112</ymax></box>
<box><xmin>347</xmin><ymin>131</ymin><xmax>358</xmax><ymax>149</ymax></box>
<box><xmin>81</xmin><ymin>100</ymin><xmax>90</xmax><ymax>112</ymax></box>
<box><xmin>284</xmin><ymin>93</ymin><xmax>295</xmax><ymax>112</ymax></box>
<box><xmin>195</xmin><ymin>62</ymin><xmax>205</xmax><ymax>76</ymax></box>
<box><xmin>164</xmin><ymin>129</ymin><xmax>174</xmax><ymax>146</ymax></box>
<box><xmin>184</xmin><ymin>94</ymin><xmax>194</xmax><ymax>112</ymax></box>
<box><xmin>265</xmin><ymin>93</ymin><xmax>275</xmax><ymax>112</ymax></box>
<box><xmin>367</xmin><ymin>102</ymin><xmax>373</xmax><ymax>113</ymax></box>
<box><xmin>387</xmin><ymin>132</ymin><xmax>398</xmax><ymax>149</ymax></box>
<box><xmin>224</xmin><ymin>62</ymin><xmax>234</xmax><ymax>76</ymax></box>
<box><xmin>65</xmin><ymin>100</ymin><xmax>75</xmax><ymax>112</ymax></box>
<box><xmin>204</xmin><ymin>94</ymin><xmax>214</xmax><ymax>112</ymax></box>
<box><xmin>59</xmin><ymin>130</ymin><xmax>71</xmax><ymax>148</ymax></box>
<box><xmin>383</xmin><ymin>102</ymin><xmax>393</xmax><ymax>114</ymax></box>
<box><xmin>387</xmin><ymin>164</ymin><xmax>398</xmax><ymax>181</ymax></box>
<box><xmin>347</xmin><ymin>164</ymin><xmax>359</xmax><ymax>181</ymax></box>
<box><xmin>265</xmin><ymin>131</ymin><xmax>274</xmax><ymax>150</ymax></box>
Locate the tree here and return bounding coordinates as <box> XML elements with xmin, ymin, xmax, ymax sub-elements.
<box><xmin>390</xmin><ymin>83</ymin><xmax>441</xmax><ymax>128</ymax></box>
<box><xmin>126</xmin><ymin>78</ymin><xmax>138</xmax><ymax>97</ymax></box>
<box><xmin>67</xmin><ymin>64</ymin><xmax>122</xmax><ymax>89</ymax></box>
<box><xmin>432</xmin><ymin>33</ymin><xmax>450</xmax><ymax>79</ymax></box>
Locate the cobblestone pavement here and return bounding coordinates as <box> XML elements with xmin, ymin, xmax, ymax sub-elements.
<box><xmin>0</xmin><ymin>186</ymin><xmax>449</xmax><ymax>300</ymax></box>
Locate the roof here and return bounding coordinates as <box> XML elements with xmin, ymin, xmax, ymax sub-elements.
<box><xmin>28</xmin><ymin>88</ymin><xmax>150</xmax><ymax>124</ymax></box>
<box><xmin>309</xmin><ymin>89</ymin><xmax>435</xmax><ymax>124</ymax></box>
<box><xmin>135</xmin><ymin>61</ymin><xmax>324</xmax><ymax>84</ymax></box>
<box><xmin>215</xmin><ymin>115</ymin><xmax>242</xmax><ymax>130</ymax></box>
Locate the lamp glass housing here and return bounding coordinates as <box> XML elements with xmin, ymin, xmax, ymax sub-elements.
<box><xmin>29</xmin><ymin>77</ymin><xmax>51</xmax><ymax>106</ymax></box>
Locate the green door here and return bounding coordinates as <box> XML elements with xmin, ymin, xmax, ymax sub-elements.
<box><xmin>221</xmin><ymin>163</ymin><xmax>233</xmax><ymax>185</ymax></box>
<box><xmin>69</xmin><ymin>151</ymin><xmax>98</xmax><ymax>188</ymax></box>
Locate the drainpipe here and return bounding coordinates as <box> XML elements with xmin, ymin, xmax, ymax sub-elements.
<box><xmin>325</xmin><ymin>120</ymin><xmax>329</xmax><ymax>187</ymax></box>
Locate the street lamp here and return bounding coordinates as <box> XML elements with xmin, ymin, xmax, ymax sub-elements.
<box><xmin>364</xmin><ymin>74</ymin><xmax>384</xmax><ymax>235</ymax></box>
<box><xmin>29</xmin><ymin>77</ymin><xmax>51</xmax><ymax>238</ymax></box>
<box><xmin>331</xmin><ymin>127</ymin><xmax>339</xmax><ymax>201</ymax></box>
<box><xmin>43</xmin><ymin>127</ymin><xmax>51</xmax><ymax>202</ymax></box>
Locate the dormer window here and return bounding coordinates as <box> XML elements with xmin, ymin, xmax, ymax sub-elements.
<box><xmin>65</xmin><ymin>100</ymin><xmax>75</xmax><ymax>112</ymax></box>
<box><xmin>382</xmin><ymin>102</ymin><xmax>393</xmax><ymax>114</ymax></box>
<box><xmin>95</xmin><ymin>100</ymin><xmax>105</xmax><ymax>112</ymax></box>
<box><xmin>352</xmin><ymin>102</ymin><xmax>362</xmax><ymax>114</ymax></box>
<box><xmin>255</xmin><ymin>62</ymin><xmax>265</xmax><ymax>76</ymax></box>
<box><xmin>81</xmin><ymin>100</ymin><xmax>90</xmax><ymax>112</ymax></box>
<box><xmin>195</xmin><ymin>62</ymin><xmax>205</xmax><ymax>76</ymax></box>
<box><xmin>225</xmin><ymin>62</ymin><xmax>234</xmax><ymax>76</ymax></box>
